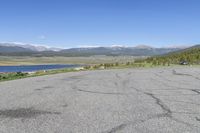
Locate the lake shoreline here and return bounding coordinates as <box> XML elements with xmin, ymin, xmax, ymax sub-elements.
<box><xmin>0</xmin><ymin>64</ymin><xmax>81</xmax><ymax>73</ymax></box>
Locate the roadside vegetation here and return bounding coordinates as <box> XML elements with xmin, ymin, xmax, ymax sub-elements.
<box><xmin>0</xmin><ymin>72</ymin><xmax>28</xmax><ymax>81</ymax></box>
<box><xmin>0</xmin><ymin>61</ymin><xmax>153</xmax><ymax>82</ymax></box>
<box><xmin>0</xmin><ymin>68</ymin><xmax>79</xmax><ymax>82</ymax></box>
<box><xmin>135</xmin><ymin>47</ymin><xmax>200</xmax><ymax>65</ymax></box>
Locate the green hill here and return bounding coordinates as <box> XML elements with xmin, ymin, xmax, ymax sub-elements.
<box><xmin>142</xmin><ymin>45</ymin><xmax>200</xmax><ymax>65</ymax></box>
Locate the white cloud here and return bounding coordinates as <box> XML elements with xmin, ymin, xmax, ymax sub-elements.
<box><xmin>77</xmin><ymin>45</ymin><xmax>100</xmax><ymax>48</ymax></box>
<box><xmin>163</xmin><ymin>44</ymin><xmax>192</xmax><ymax>48</ymax></box>
<box><xmin>110</xmin><ymin>44</ymin><xmax>127</xmax><ymax>47</ymax></box>
<box><xmin>38</xmin><ymin>35</ymin><xmax>46</xmax><ymax>39</ymax></box>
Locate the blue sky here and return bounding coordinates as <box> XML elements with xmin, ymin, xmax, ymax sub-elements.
<box><xmin>0</xmin><ymin>0</ymin><xmax>200</xmax><ymax>48</ymax></box>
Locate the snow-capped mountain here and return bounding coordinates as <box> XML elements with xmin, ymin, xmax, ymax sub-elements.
<box><xmin>0</xmin><ymin>43</ymin><xmax>62</xmax><ymax>52</ymax></box>
<box><xmin>0</xmin><ymin>42</ymin><xmax>189</xmax><ymax>56</ymax></box>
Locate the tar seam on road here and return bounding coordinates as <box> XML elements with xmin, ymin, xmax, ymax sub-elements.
<box><xmin>0</xmin><ymin>107</ymin><xmax>61</xmax><ymax>119</ymax></box>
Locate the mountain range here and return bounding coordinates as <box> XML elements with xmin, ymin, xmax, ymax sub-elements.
<box><xmin>0</xmin><ymin>43</ymin><xmax>190</xmax><ymax>57</ymax></box>
<box><xmin>0</xmin><ymin>43</ymin><xmax>61</xmax><ymax>52</ymax></box>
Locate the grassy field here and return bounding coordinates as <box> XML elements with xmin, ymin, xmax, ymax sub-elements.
<box><xmin>0</xmin><ymin>56</ymin><xmax>146</xmax><ymax>66</ymax></box>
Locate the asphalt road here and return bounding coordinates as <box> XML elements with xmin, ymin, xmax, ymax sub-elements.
<box><xmin>0</xmin><ymin>67</ymin><xmax>200</xmax><ymax>133</ymax></box>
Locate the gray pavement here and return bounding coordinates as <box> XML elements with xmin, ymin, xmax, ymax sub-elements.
<box><xmin>0</xmin><ymin>67</ymin><xmax>200</xmax><ymax>133</ymax></box>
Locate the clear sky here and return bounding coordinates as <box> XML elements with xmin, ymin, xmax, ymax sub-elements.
<box><xmin>0</xmin><ymin>0</ymin><xmax>200</xmax><ymax>48</ymax></box>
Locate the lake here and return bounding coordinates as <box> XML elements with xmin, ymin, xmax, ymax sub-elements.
<box><xmin>0</xmin><ymin>64</ymin><xmax>80</xmax><ymax>73</ymax></box>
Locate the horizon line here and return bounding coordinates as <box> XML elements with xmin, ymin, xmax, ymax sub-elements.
<box><xmin>0</xmin><ymin>41</ymin><xmax>195</xmax><ymax>49</ymax></box>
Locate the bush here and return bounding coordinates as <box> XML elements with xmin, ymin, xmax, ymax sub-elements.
<box><xmin>84</xmin><ymin>66</ymin><xmax>91</xmax><ymax>69</ymax></box>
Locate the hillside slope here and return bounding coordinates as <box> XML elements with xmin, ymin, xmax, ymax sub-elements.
<box><xmin>144</xmin><ymin>45</ymin><xmax>200</xmax><ymax>64</ymax></box>
<box><xmin>0</xmin><ymin>46</ymin><xmax>33</xmax><ymax>53</ymax></box>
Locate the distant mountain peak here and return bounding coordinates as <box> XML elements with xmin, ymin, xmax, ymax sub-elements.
<box><xmin>0</xmin><ymin>42</ymin><xmax>62</xmax><ymax>51</ymax></box>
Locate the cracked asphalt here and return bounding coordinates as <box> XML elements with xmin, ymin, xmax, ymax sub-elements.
<box><xmin>0</xmin><ymin>67</ymin><xmax>200</xmax><ymax>133</ymax></box>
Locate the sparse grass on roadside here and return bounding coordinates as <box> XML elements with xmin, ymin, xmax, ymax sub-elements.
<box><xmin>0</xmin><ymin>68</ymin><xmax>80</xmax><ymax>82</ymax></box>
<box><xmin>0</xmin><ymin>72</ymin><xmax>29</xmax><ymax>82</ymax></box>
<box><xmin>0</xmin><ymin>61</ymin><xmax>197</xmax><ymax>82</ymax></box>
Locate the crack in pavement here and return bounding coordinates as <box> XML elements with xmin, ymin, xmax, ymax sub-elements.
<box><xmin>75</xmin><ymin>71</ymin><xmax>197</xmax><ymax>133</ymax></box>
<box><xmin>130</xmin><ymin>87</ymin><xmax>171</xmax><ymax>114</ymax></box>
<box><xmin>103</xmin><ymin>89</ymin><xmax>195</xmax><ymax>133</ymax></box>
<box><xmin>172</xmin><ymin>70</ymin><xmax>200</xmax><ymax>80</ymax></box>
<box><xmin>195</xmin><ymin>117</ymin><xmax>200</xmax><ymax>122</ymax></box>
<box><xmin>70</xmin><ymin>75</ymin><xmax>127</xmax><ymax>96</ymax></box>
<box><xmin>131</xmin><ymin>87</ymin><xmax>194</xmax><ymax>126</ymax></box>
<box><xmin>150</xmin><ymin>76</ymin><xmax>189</xmax><ymax>91</ymax></box>
<box><xmin>103</xmin><ymin>113</ymin><xmax>175</xmax><ymax>133</ymax></box>
<box><xmin>35</xmin><ymin>86</ymin><xmax>54</xmax><ymax>91</ymax></box>
<box><xmin>191</xmin><ymin>89</ymin><xmax>200</xmax><ymax>95</ymax></box>
<box><xmin>43</xmin><ymin>86</ymin><xmax>53</xmax><ymax>89</ymax></box>
<box><xmin>170</xmin><ymin>117</ymin><xmax>195</xmax><ymax>126</ymax></box>
<box><xmin>149</xmin><ymin>77</ymin><xmax>200</xmax><ymax>96</ymax></box>
<box><xmin>142</xmin><ymin>92</ymin><xmax>195</xmax><ymax>127</ymax></box>
<box><xmin>144</xmin><ymin>92</ymin><xmax>172</xmax><ymax>117</ymax></box>
<box><xmin>72</xmin><ymin>86</ymin><xmax>125</xmax><ymax>95</ymax></box>
<box><xmin>76</xmin><ymin>89</ymin><xmax>125</xmax><ymax>95</ymax></box>
<box><xmin>104</xmin><ymin>123</ymin><xmax>128</xmax><ymax>133</ymax></box>
<box><xmin>167</xmin><ymin>100</ymin><xmax>200</xmax><ymax>106</ymax></box>
<box><xmin>173</xmin><ymin>112</ymin><xmax>200</xmax><ymax>115</ymax></box>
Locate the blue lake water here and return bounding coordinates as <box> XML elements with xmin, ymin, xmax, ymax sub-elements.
<box><xmin>0</xmin><ymin>64</ymin><xmax>79</xmax><ymax>73</ymax></box>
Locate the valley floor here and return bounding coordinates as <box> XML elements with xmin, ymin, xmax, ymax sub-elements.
<box><xmin>0</xmin><ymin>56</ymin><xmax>143</xmax><ymax>66</ymax></box>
